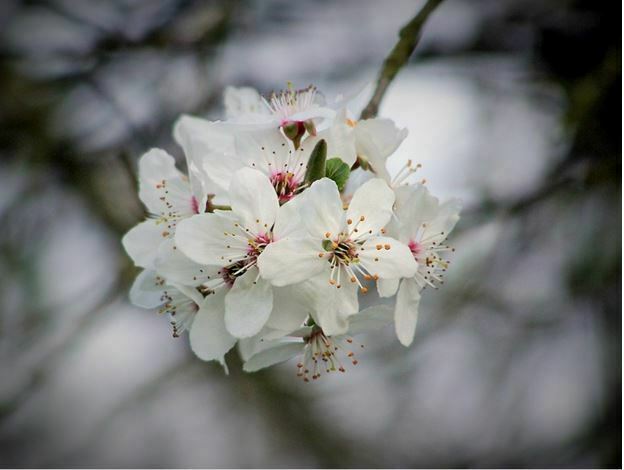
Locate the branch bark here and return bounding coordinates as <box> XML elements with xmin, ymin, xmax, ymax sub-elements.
<box><xmin>360</xmin><ymin>0</ymin><xmax>444</xmax><ymax>119</ymax></box>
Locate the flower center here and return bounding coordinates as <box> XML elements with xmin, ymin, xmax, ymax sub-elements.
<box><xmin>297</xmin><ymin>327</ymin><xmax>363</xmax><ymax>382</ymax></box>
<box><xmin>267</xmin><ymin>84</ymin><xmax>318</xmax><ymax>122</ymax></box>
<box><xmin>410</xmin><ymin>228</ymin><xmax>456</xmax><ymax>290</ymax></box>
<box><xmin>270</xmin><ymin>171</ymin><xmax>301</xmax><ymax>204</ymax></box>
<box><xmin>408</xmin><ymin>239</ymin><xmax>422</xmax><ymax>257</ymax></box>
<box><xmin>219</xmin><ymin>233</ymin><xmax>272</xmax><ymax>287</ymax></box>
<box><xmin>318</xmin><ymin>220</ymin><xmax>381</xmax><ymax>293</ymax></box>
<box><xmin>326</xmin><ymin>237</ymin><xmax>359</xmax><ymax>265</ymax></box>
<box><xmin>219</xmin><ymin>261</ymin><xmax>248</xmax><ymax>287</ymax></box>
<box><xmin>158</xmin><ymin>288</ymin><xmax>199</xmax><ymax>337</ymax></box>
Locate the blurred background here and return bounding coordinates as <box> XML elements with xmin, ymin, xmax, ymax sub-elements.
<box><xmin>0</xmin><ymin>0</ymin><xmax>620</xmax><ymax>467</ymax></box>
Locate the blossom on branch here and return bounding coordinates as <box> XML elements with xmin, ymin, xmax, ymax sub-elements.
<box><xmin>122</xmin><ymin>83</ymin><xmax>461</xmax><ymax>379</ymax></box>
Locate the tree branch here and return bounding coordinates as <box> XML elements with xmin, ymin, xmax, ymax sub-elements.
<box><xmin>360</xmin><ymin>0</ymin><xmax>444</xmax><ymax>119</ymax></box>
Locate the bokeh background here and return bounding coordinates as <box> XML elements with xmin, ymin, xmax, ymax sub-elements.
<box><xmin>0</xmin><ymin>0</ymin><xmax>620</xmax><ymax>467</ymax></box>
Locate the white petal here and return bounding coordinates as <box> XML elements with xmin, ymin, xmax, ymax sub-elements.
<box><xmin>243</xmin><ymin>342</ymin><xmax>304</xmax><ymax>372</ymax></box>
<box><xmin>425</xmin><ymin>198</ymin><xmax>462</xmax><ymax>240</ymax></box>
<box><xmin>289</xmin><ymin>105</ymin><xmax>336</xmax><ymax>123</ymax></box>
<box><xmin>394</xmin><ymin>184</ymin><xmax>440</xmax><ymax>238</ymax></box>
<box><xmin>122</xmin><ymin>219</ymin><xmax>167</xmax><ymax>268</ymax></box>
<box><xmin>346</xmin><ymin>178</ymin><xmax>394</xmax><ymax>239</ymax></box>
<box><xmin>223</xmin><ymin>86</ymin><xmax>269</xmax><ymax>119</ymax></box>
<box><xmin>265</xmin><ymin>285</ymin><xmax>310</xmax><ymax>333</ymax></box>
<box><xmin>257</xmin><ymin>237</ymin><xmax>325</xmax><ymax>286</ymax></box>
<box><xmin>377</xmin><ymin>278</ymin><xmax>400</xmax><ymax>298</ymax></box>
<box><xmin>238</xmin><ymin>336</ymin><xmax>262</xmax><ymax>362</ymax></box>
<box><xmin>273</xmin><ymin>195</ymin><xmax>306</xmax><ymax>239</ymax></box>
<box><xmin>173</xmin><ymin>116</ymin><xmax>245</xmax><ymax>198</ymax></box>
<box><xmin>354</xmin><ymin>118</ymin><xmax>407</xmax><ymax>181</ymax></box>
<box><xmin>154</xmin><ymin>238</ymin><xmax>220</xmax><ymax>286</ymax></box>
<box><xmin>395</xmin><ymin>278</ymin><xmax>422</xmax><ymax>347</ymax></box>
<box><xmin>175</xmin><ymin>212</ymin><xmax>246</xmax><ymax>266</ymax></box>
<box><xmin>129</xmin><ymin>269</ymin><xmax>166</xmax><ymax>308</ymax></box>
<box><xmin>300</xmin><ymin>272</ymin><xmax>358</xmax><ymax>336</ymax></box>
<box><xmin>359</xmin><ymin>236</ymin><xmax>418</xmax><ymax>279</ymax></box>
<box><xmin>234</xmin><ymin>128</ymin><xmax>294</xmax><ymax>177</ymax></box>
<box><xmin>229</xmin><ymin>168</ymin><xmax>279</xmax><ymax>234</ymax></box>
<box><xmin>315</xmin><ymin>109</ymin><xmax>357</xmax><ymax>166</ymax></box>
<box><xmin>225</xmin><ymin>268</ymin><xmax>273</xmax><ymax>338</ymax></box>
<box><xmin>138</xmin><ymin>148</ymin><xmax>194</xmax><ymax>216</ymax></box>
<box><xmin>346</xmin><ymin>304</ymin><xmax>394</xmax><ymax>336</ymax></box>
<box><xmin>190</xmin><ymin>290</ymin><xmax>237</xmax><ymax>364</ymax></box>
<box><xmin>299</xmin><ymin>178</ymin><xmax>344</xmax><ymax>239</ymax></box>
<box><xmin>342</xmin><ymin>167</ymin><xmax>373</xmax><ymax>202</ymax></box>
<box><xmin>332</xmin><ymin>82</ymin><xmax>373</xmax><ymax>118</ymax></box>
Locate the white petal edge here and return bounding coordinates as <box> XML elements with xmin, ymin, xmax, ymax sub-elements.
<box><xmin>243</xmin><ymin>342</ymin><xmax>304</xmax><ymax>373</ymax></box>
<box><xmin>190</xmin><ymin>290</ymin><xmax>237</xmax><ymax>366</ymax></box>
<box><xmin>394</xmin><ymin>278</ymin><xmax>422</xmax><ymax>347</ymax></box>
<box><xmin>122</xmin><ymin>220</ymin><xmax>167</xmax><ymax>268</ymax></box>
<box><xmin>347</xmin><ymin>178</ymin><xmax>395</xmax><ymax>238</ymax></box>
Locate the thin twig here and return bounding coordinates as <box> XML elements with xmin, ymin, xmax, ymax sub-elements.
<box><xmin>360</xmin><ymin>0</ymin><xmax>444</xmax><ymax>119</ymax></box>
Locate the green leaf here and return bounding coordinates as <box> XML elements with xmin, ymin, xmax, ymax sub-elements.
<box><xmin>304</xmin><ymin>139</ymin><xmax>327</xmax><ymax>185</ymax></box>
<box><xmin>325</xmin><ymin>158</ymin><xmax>350</xmax><ymax>191</ymax></box>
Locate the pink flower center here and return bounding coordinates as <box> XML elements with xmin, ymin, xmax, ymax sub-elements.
<box><xmin>220</xmin><ymin>233</ymin><xmax>273</xmax><ymax>287</ymax></box>
<box><xmin>270</xmin><ymin>171</ymin><xmax>300</xmax><ymax>204</ymax></box>
<box><xmin>408</xmin><ymin>239</ymin><xmax>422</xmax><ymax>258</ymax></box>
<box><xmin>248</xmin><ymin>232</ymin><xmax>272</xmax><ymax>258</ymax></box>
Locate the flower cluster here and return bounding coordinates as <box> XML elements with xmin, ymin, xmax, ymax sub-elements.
<box><xmin>123</xmin><ymin>84</ymin><xmax>461</xmax><ymax>379</ymax></box>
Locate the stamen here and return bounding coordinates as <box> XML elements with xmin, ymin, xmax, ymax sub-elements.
<box><xmin>297</xmin><ymin>327</ymin><xmax>363</xmax><ymax>382</ymax></box>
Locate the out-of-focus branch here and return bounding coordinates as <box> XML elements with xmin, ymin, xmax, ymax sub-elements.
<box><xmin>360</xmin><ymin>0</ymin><xmax>444</xmax><ymax>119</ymax></box>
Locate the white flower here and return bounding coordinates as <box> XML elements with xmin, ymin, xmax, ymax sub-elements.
<box><xmin>174</xmin><ymin>118</ymin><xmax>333</xmax><ymax>204</ymax></box>
<box><xmin>378</xmin><ymin>184</ymin><xmax>461</xmax><ymax>346</ymax></box>
<box><xmin>241</xmin><ymin>304</ymin><xmax>394</xmax><ymax>381</ymax></box>
<box><xmin>129</xmin><ymin>267</ymin><xmax>236</xmax><ymax>368</ymax></box>
<box><xmin>321</xmin><ymin>111</ymin><xmax>408</xmax><ymax>183</ymax></box>
<box><xmin>224</xmin><ymin>84</ymin><xmax>335</xmax><ymax>127</ymax></box>
<box><xmin>122</xmin><ymin>148</ymin><xmax>209</xmax><ymax>269</ymax></box>
<box><xmin>175</xmin><ymin>167</ymin><xmax>308</xmax><ymax>338</ymax></box>
<box><xmin>258</xmin><ymin>177</ymin><xmax>418</xmax><ymax>335</ymax></box>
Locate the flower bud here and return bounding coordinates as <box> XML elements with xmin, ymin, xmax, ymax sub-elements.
<box><xmin>282</xmin><ymin>120</ymin><xmax>306</xmax><ymax>149</ymax></box>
